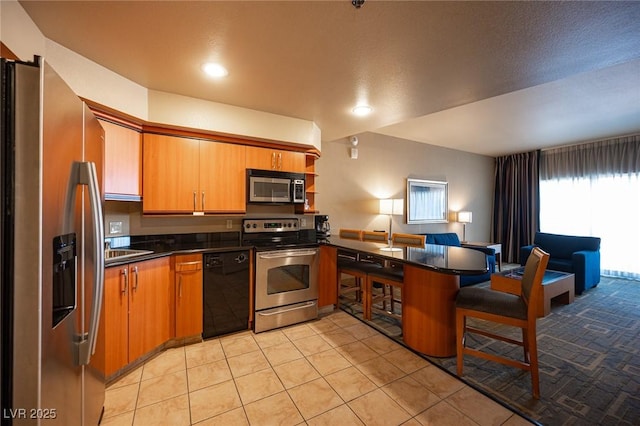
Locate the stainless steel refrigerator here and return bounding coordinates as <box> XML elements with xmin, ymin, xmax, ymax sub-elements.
<box><xmin>1</xmin><ymin>57</ymin><xmax>105</xmax><ymax>425</ymax></box>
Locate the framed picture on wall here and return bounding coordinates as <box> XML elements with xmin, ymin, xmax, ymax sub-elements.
<box><xmin>406</xmin><ymin>178</ymin><xmax>448</xmax><ymax>224</ymax></box>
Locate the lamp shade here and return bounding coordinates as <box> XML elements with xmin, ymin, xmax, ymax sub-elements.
<box><xmin>380</xmin><ymin>199</ymin><xmax>404</xmax><ymax>215</ymax></box>
<box><xmin>457</xmin><ymin>211</ymin><xmax>472</xmax><ymax>223</ymax></box>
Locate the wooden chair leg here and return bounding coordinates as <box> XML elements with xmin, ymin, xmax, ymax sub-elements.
<box><xmin>456</xmin><ymin>310</ymin><xmax>465</xmax><ymax>376</ymax></box>
<box><xmin>363</xmin><ymin>277</ymin><xmax>372</xmax><ymax>320</ymax></box>
<box><xmin>528</xmin><ymin>327</ymin><xmax>540</xmax><ymax>399</ymax></box>
<box><xmin>354</xmin><ymin>277</ymin><xmax>362</xmax><ymax>302</ymax></box>
<box><xmin>522</xmin><ymin>328</ymin><xmax>530</xmax><ymax>363</ymax></box>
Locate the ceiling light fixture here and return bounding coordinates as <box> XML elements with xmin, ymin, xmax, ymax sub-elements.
<box><xmin>202</xmin><ymin>62</ymin><xmax>228</xmax><ymax>78</ymax></box>
<box><xmin>352</xmin><ymin>105</ymin><xmax>372</xmax><ymax>116</ymax></box>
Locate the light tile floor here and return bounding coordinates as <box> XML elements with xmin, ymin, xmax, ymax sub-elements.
<box><xmin>102</xmin><ymin>310</ymin><xmax>532</xmax><ymax>426</ymax></box>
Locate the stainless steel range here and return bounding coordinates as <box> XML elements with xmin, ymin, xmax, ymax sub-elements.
<box><xmin>242</xmin><ymin>218</ymin><xmax>319</xmax><ymax>333</ymax></box>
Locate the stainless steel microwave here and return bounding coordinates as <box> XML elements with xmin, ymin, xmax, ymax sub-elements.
<box><xmin>247</xmin><ymin>169</ymin><xmax>305</xmax><ymax>204</ymax></box>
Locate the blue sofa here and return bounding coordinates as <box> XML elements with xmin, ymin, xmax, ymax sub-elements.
<box><xmin>520</xmin><ymin>232</ymin><xmax>601</xmax><ymax>295</ymax></box>
<box><xmin>421</xmin><ymin>233</ymin><xmax>496</xmax><ymax>287</ymax></box>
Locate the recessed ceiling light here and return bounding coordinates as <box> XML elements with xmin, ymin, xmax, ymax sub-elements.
<box><xmin>202</xmin><ymin>62</ymin><xmax>228</xmax><ymax>78</ymax></box>
<box><xmin>352</xmin><ymin>105</ymin><xmax>372</xmax><ymax>116</ymax></box>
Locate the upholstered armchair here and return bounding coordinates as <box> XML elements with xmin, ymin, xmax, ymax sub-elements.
<box><xmin>520</xmin><ymin>232</ymin><xmax>601</xmax><ymax>295</ymax></box>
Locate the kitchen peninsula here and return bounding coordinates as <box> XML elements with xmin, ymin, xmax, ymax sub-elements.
<box><xmin>323</xmin><ymin>239</ymin><xmax>489</xmax><ymax>358</ymax></box>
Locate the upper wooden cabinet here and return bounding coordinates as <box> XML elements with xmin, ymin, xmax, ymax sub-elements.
<box><xmin>199</xmin><ymin>141</ymin><xmax>246</xmax><ymax>212</ymax></box>
<box><xmin>143</xmin><ymin>134</ymin><xmax>199</xmax><ymax>213</ymax></box>
<box><xmin>143</xmin><ymin>134</ymin><xmax>246</xmax><ymax>213</ymax></box>
<box><xmin>100</xmin><ymin>119</ymin><xmax>142</xmax><ymax>199</ymax></box>
<box><xmin>246</xmin><ymin>146</ymin><xmax>305</xmax><ymax>173</ymax></box>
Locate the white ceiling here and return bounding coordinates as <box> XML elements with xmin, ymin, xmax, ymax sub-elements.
<box><xmin>18</xmin><ymin>0</ymin><xmax>640</xmax><ymax>156</ymax></box>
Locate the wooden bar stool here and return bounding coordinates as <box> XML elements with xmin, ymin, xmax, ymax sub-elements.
<box><xmin>337</xmin><ymin>229</ymin><xmax>382</xmax><ymax>310</ymax></box>
<box><xmin>365</xmin><ymin>233</ymin><xmax>425</xmax><ymax>321</ymax></box>
<box><xmin>366</xmin><ymin>264</ymin><xmax>404</xmax><ymax>320</ymax></box>
<box><xmin>339</xmin><ymin>229</ymin><xmax>363</xmax><ymax>241</ymax></box>
<box><xmin>391</xmin><ymin>233</ymin><xmax>426</xmax><ymax>246</ymax></box>
<box><xmin>362</xmin><ymin>230</ymin><xmax>388</xmax><ymax>242</ymax></box>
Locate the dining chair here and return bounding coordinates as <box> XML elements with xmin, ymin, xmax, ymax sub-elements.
<box><xmin>455</xmin><ymin>246</ymin><xmax>550</xmax><ymax>399</ymax></box>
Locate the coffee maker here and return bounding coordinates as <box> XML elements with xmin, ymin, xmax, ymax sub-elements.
<box><xmin>314</xmin><ymin>215</ymin><xmax>331</xmax><ymax>240</ymax></box>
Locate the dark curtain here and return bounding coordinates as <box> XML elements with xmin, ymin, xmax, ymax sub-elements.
<box><xmin>492</xmin><ymin>151</ymin><xmax>540</xmax><ymax>263</ymax></box>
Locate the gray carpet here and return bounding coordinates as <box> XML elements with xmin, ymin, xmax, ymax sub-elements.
<box><xmin>340</xmin><ymin>275</ymin><xmax>640</xmax><ymax>425</ymax></box>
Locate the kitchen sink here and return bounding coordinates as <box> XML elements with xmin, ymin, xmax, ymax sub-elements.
<box><xmin>105</xmin><ymin>249</ymin><xmax>153</xmax><ymax>261</ymax></box>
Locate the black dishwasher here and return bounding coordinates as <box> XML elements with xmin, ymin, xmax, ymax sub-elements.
<box><xmin>203</xmin><ymin>250</ymin><xmax>250</xmax><ymax>339</ymax></box>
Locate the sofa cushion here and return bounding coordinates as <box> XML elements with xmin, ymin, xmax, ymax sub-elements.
<box><xmin>534</xmin><ymin>232</ymin><xmax>601</xmax><ymax>259</ymax></box>
<box><xmin>547</xmin><ymin>258</ymin><xmax>573</xmax><ymax>273</ymax></box>
<box><xmin>432</xmin><ymin>233</ymin><xmax>461</xmax><ymax>247</ymax></box>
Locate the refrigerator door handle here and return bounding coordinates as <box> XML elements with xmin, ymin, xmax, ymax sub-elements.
<box><xmin>64</xmin><ymin>161</ymin><xmax>105</xmax><ymax>366</ymax></box>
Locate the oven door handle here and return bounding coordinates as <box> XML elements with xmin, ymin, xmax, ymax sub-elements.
<box><xmin>258</xmin><ymin>250</ymin><xmax>317</xmax><ymax>259</ymax></box>
<box><xmin>256</xmin><ymin>301</ymin><xmax>317</xmax><ymax>316</ymax></box>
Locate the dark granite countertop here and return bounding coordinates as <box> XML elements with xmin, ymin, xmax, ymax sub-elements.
<box><xmin>323</xmin><ymin>238</ymin><xmax>489</xmax><ymax>276</ymax></box>
<box><xmin>105</xmin><ymin>231</ymin><xmax>250</xmax><ymax>267</ymax></box>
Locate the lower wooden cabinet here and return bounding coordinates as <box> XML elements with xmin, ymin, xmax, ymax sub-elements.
<box><xmin>102</xmin><ymin>266</ymin><xmax>128</xmax><ymax>376</ymax></box>
<box><xmin>101</xmin><ymin>257</ymin><xmax>171</xmax><ymax>376</ymax></box>
<box><xmin>174</xmin><ymin>254</ymin><xmax>203</xmax><ymax>338</ymax></box>
<box><xmin>318</xmin><ymin>245</ymin><xmax>338</xmax><ymax>307</ymax></box>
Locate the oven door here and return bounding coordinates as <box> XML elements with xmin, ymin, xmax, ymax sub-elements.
<box><xmin>255</xmin><ymin>248</ymin><xmax>319</xmax><ymax>311</ymax></box>
<box><xmin>249</xmin><ymin>176</ymin><xmax>291</xmax><ymax>203</ymax></box>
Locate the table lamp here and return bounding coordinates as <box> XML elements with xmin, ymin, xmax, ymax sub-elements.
<box><xmin>457</xmin><ymin>211</ymin><xmax>472</xmax><ymax>242</ymax></box>
<box><xmin>380</xmin><ymin>198</ymin><xmax>404</xmax><ymax>251</ymax></box>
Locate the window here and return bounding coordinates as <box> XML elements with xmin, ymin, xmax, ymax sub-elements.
<box><xmin>540</xmin><ymin>173</ymin><xmax>640</xmax><ymax>279</ymax></box>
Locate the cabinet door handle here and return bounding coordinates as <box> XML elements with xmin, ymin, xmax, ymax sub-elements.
<box><xmin>202</xmin><ymin>191</ymin><xmax>205</xmax><ymax>211</ymax></box>
<box><xmin>177</xmin><ymin>274</ymin><xmax>182</xmax><ymax>298</ymax></box>
<box><xmin>271</xmin><ymin>152</ymin><xmax>276</xmax><ymax>169</ymax></box>
<box><xmin>121</xmin><ymin>268</ymin><xmax>128</xmax><ymax>294</ymax></box>
<box><xmin>193</xmin><ymin>191</ymin><xmax>197</xmax><ymax>211</ymax></box>
<box><xmin>278</xmin><ymin>152</ymin><xmax>282</xmax><ymax>170</ymax></box>
<box><xmin>177</xmin><ymin>261</ymin><xmax>202</xmax><ymax>266</ymax></box>
<box><xmin>132</xmin><ymin>266</ymin><xmax>139</xmax><ymax>291</ymax></box>
<box><xmin>176</xmin><ymin>260</ymin><xmax>202</xmax><ymax>271</ymax></box>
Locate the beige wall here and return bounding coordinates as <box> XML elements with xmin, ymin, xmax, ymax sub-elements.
<box><xmin>316</xmin><ymin>133</ymin><xmax>495</xmax><ymax>242</ymax></box>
